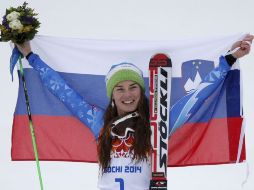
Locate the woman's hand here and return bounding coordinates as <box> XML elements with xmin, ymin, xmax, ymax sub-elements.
<box><xmin>231</xmin><ymin>34</ymin><xmax>253</xmax><ymax>59</ymax></box>
<box><xmin>15</xmin><ymin>41</ymin><xmax>32</xmax><ymax>57</ymax></box>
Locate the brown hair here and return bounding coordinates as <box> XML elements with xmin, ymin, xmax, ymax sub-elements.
<box><xmin>97</xmin><ymin>90</ymin><xmax>151</xmax><ymax>172</ymax></box>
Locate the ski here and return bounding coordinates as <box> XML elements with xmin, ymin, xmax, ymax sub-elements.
<box><xmin>149</xmin><ymin>53</ymin><xmax>172</xmax><ymax>190</ymax></box>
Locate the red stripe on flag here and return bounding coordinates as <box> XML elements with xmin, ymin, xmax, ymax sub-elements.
<box><xmin>227</xmin><ymin>118</ymin><xmax>246</xmax><ymax>161</ymax></box>
<box><xmin>168</xmin><ymin>117</ymin><xmax>245</xmax><ymax>166</ymax></box>
<box><xmin>11</xmin><ymin>115</ymin><xmax>97</xmax><ymax>162</ymax></box>
<box><xmin>11</xmin><ymin>115</ymin><xmax>245</xmax><ymax>166</ymax></box>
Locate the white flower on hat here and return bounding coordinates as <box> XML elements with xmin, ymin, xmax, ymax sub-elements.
<box><xmin>6</xmin><ymin>11</ymin><xmax>20</xmax><ymax>21</ymax></box>
<box><xmin>9</xmin><ymin>19</ymin><xmax>23</xmax><ymax>30</ymax></box>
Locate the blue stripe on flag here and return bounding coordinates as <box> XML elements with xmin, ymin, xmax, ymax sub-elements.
<box><xmin>15</xmin><ymin>68</ymin><xmax>240</xmax><ymax>123</ymax></box>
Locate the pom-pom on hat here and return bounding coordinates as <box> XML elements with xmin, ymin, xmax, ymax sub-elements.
<box><xmin>105</xmin><ymin>62</ymin><xmax>145</xmax><ymax>98</ymax></box>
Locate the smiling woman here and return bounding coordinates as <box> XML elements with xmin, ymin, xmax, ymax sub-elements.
<box><xmin>112</xmin><ymin>80</ymin><xmax>142</xmax><ymax>115</ymax></box>
<box><xmin>98</xmin><ymin>63</ymin><xmax>152</xmax><ymax>189</ymax></box>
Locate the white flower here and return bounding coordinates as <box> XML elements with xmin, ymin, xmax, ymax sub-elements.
<box><xmin>9</xmin><ymin>19</ymin><xmax>23</xmax><ymax>30</ymax></box>
<box><xmin>6</xmin><ymin>11</ymin><xmax>20</xmax><ymax>21</ymax></box>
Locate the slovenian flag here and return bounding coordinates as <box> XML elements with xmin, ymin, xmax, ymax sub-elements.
<box><xmin>11</xmin><ymin>34</ymin><xmax>246</xmax><ymax>166</ymax></box>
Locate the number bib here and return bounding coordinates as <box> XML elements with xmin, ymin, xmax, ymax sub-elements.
<box><xmin>98</xmin><ymin>135</ymin><xmax>151</xmax><ymax>190</ymax></box>
<box><xmin>98</xmin><ymin>157</ymin><xmax>151</xmax><ymax>190</ymax></box>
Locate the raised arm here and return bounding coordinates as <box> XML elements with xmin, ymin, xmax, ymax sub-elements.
<box><xmin>16</xmin><ymin>42</ymin><xmax>104</xmax><ymax>138</ymax></box>
<box><xmin>170</xmin><ymin>34</ymin><xmax>253</xmax><ymax>135</ymax></box>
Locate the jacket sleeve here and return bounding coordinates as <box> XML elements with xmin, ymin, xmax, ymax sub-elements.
<box><xmin>169</xmin><ymin>56</ymin><xmax>231</xmax><ymax>135</ymax></box>
<box><xmin>27</xmin><ymin>53</ymin><xmax>104</xmax><ymax>138</ymax></box>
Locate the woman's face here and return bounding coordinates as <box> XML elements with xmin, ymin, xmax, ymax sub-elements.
<box><xmin>112</xmin><ymin>80</ymin><xmax>141</xmax><ymax>116</ymax></box>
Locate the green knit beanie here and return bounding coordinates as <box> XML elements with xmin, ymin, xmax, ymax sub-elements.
<box><xmin>105</xmin><ymin>63</ymin><xmax>145</xmax><ymax>98</ymax></box>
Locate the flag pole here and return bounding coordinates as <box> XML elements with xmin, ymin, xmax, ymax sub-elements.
<box><xmin>18</xmin><ymin>56</ymin><xmax>44</xmax><ymax>190</ymax></box>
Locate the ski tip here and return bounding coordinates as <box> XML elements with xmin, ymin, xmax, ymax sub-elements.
<box><xmin>149</xmin><ymin>53</ymin><xmax>172</xmax><ymax>67</ymax></box>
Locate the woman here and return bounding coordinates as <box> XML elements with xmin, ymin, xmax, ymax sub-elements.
<box><xmin>15</xmin><ymin>34</ymin><xmax>253</xmax><ymax>190</ymax></box>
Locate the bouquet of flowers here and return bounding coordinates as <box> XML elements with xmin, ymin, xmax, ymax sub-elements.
<box><xmin>0</xmin><ymin>2</ymin><xmax>40</xmax><ymax>44</ymax></box>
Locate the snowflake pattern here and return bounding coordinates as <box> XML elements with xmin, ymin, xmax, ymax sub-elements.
<box><xmin>28</xmin><ymin>53</ymin><xmax>104</xmax><ymax>138</ymax></box>
<box><xmin>204</xmin><ymin>56</ymin><xmax>229</xmax><ymax>83</ymax></box>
